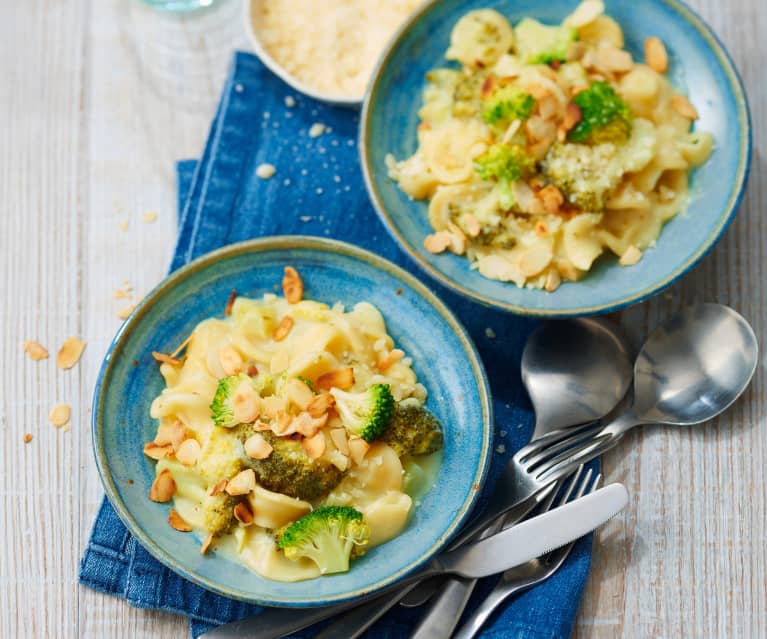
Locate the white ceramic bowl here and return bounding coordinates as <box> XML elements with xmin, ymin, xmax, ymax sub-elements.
<box><xmin>242</xmin><ymin>0</ymin><xmax>363</xmax><ymax>107</ymax></box>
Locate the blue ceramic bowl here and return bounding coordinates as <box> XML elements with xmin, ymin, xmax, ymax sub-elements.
<box><xmin>361</xmin><ymin>0</ymin><xmax>751</xmax><ymax>316</ymax></box>
<box><xmin>92</xmin><ymin>236</ymin><xmax>492</xmax><ymax>606</ymax></box>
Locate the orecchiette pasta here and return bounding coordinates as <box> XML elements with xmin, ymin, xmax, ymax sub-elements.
<box><xmin>386</xmin><ymin>1</ymin><xmax>714</xmax><ymax>290</ymax></box>
<box><xmin>144</xmin><ymin>271</ymin><xmax>440</xmax><ymax>582</ymax></box>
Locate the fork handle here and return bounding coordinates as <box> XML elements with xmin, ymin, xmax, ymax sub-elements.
<box><xmin>452</xmin><ymin>580</ymin><xmax>527</xmax><ymax>639</ymax></box>
<box><xmin>410</xmin><ymin>577</ymin><xmax>477</xmax><ymax>639</ymax></box>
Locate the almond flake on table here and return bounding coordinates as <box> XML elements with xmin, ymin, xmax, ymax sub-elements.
<box><xmin>57</xmin><ymin>337</ymin><xmax>86</xmax><ymax>369</ymax></box>
<box><xmin>49</xmin><ymin>403</ymin><xmax>71</xmax><ymax>428</ymax></box>
<box><xmin>119</xmin><ymin>220</ymin><xmax>129</xmax><ymax>232</ymax></box>
<box><xmin>117</xmin><ymin>304</ymin><xmax>136</xmax><ymax>320</ymax></box>
<box><xmin>308</xmin><ymin>123</ymin><xmax>326</xmax><ymax>138</ymax></box>
<box><xmin>23</xmin><ymin>433</ymin><xmax>33</xmax><ymax>444</ymax></box>
<box><xmin>256</xmin><ymin>163</ymin><xmax>276</xmax><ymax>179</ymax></box>
<box><xmin>142</xmin><ymin>211</ymin><xmax>158</xmax><ymax>223</ymax></box>
<box><xmin>114</xmin><ymin>287</ymin><xmax>132</xmax><ymax>300</ymax></box>
<box><xmin>23</xmin><ymin>340</ymin><xmax>49</xmax><ymax>361</ymax></box>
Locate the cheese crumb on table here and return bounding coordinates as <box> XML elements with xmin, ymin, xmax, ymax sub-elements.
<box><xmin>284</xmin><ymin>95</ymin><xmax>296</xmax><ymax>108</ymax></box>
<box><xmin>308</xmin><ymin>123</ymin><xmax>325</xmax><ymax>138</ymax></box>
<box><xmin>253</xmin><ymin>0</ymin><xmax>422</xmax><ymax>98</ymax></box>
<box><xmin>256</xmin><ymin>163</ymin><xmax>277</xmax><ymax>179</ymax></box>
<box><xmin>142</xmin><ymin>211</ymin><xmax>158</xmax><ymax>224</ymax></box>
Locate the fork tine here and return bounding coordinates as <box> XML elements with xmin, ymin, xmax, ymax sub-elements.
<box><xmin>514</xmin><ymin>421</ymin><xmax>602</xmax><ymax>462</ymax></box>
<box><xmin>532</xmin><ymin>433</ymin><xmax>612</xmax><ymax>479</ymax></box>
<box><xmin>554</xmin><ymin>465</ymin><xmax>587</xmax><ymax>507</ymax></box>
<box><xmin>518</xmin><ymin>422</ymin><xmax>605</xmax><ymax>468</ymax></box>
<box><xmin>536</xmin><ymin>435</ymin><xmax>618</xmax><ymax>483</ymax></box>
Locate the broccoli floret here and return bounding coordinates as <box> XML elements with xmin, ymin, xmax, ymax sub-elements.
<box><xmin>473</xmin><ymin>144</ymin><xmax>535</xmax><ymax>210</ymax></box>
<box><xmin>234</xmin><ymin>426</ymin><xmax>345</xmax><ymax>501</ymax></box>
<box><xmin>329</xmin><ymin>384</ymin><xmax>395</xmax><ymax>443</ymax></box>
<box><xmin>197</xmin><ymin>427</ymin><xmax>245</xmax><ymax>484</ymax></box>
<box><xmin>276</xmin><ymin>506</ymin><xmax>370</xmax><ymax>574</ymax></box>
<box><xmin>381</xmin><ymin>404</ymin><xmax>444</xmax><ymax>458</ymax></box>
<box><xmin>482</xmin><ymin>85</ymin><xmax>535</xmax><ymax>126</ymax></box>
<box><xmin>202</xmin><ymin>492</ymin><xmax>240</xmax><ymax>536</ymax></box>
<box><xmin>514</xmin><ymin>18</ymin><xmax>577</xmax><ymax>64</ymax></box>
<box><xmin>210</xmin><ymin>374</ymin><xmax>253</xmax><ymax>428</ymax></box>
<box><xmin>568</xmin><ymin>81</ymin><xmax>632</xmax><ymax>145</ymax></box>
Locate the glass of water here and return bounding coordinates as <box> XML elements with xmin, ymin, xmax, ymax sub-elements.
<box><xmin>140</xmin><ymin>0</ymin><xmax>220</xmax><ymax>11</ymax></box>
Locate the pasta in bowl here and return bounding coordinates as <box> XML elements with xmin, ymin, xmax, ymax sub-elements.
<box><xmin>362</xmin><ymin>0</ymin><xmax>750</xmax><ymax>315</ymax></box>
<box><xmin>146</xmin><ymin>267</ymin><xmax>442</xmax><ymax>581</ymax></box>
<box><xmin>92</xmin><ymin>237</ymin><xmax>491</xmax><ymax>604</ymax></box>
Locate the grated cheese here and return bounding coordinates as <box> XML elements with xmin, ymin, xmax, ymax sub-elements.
<box><xmin>253</xmin><ymin>0</ymin><xmax>423</xmax><ymax>99</ymax></box>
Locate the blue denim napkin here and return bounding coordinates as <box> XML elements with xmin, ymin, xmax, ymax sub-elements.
<box><xmin>81</xmin><ymin>52</ymin><xmax>593</xmax><ymax>638</ymax></box>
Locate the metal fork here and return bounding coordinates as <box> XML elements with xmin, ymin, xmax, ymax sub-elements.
<box><xmin>408</xmin><ymin>467</ymin><xmax>598</xmax><ymax>639</ymax></box>
<box><xmin>451</xmin><ymin>470</ymin><xmax>602</xmax><ymax>639</ymax></box>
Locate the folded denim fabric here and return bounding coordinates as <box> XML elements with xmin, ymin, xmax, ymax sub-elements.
<box><xmin>81</xmin><ymin>52</ymin><xmax>594</xmax><ymax>639</ymax></box>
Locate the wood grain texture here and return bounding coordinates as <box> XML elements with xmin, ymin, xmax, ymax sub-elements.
<box><xmin>0</xmin><ymin>0</ymin><xmax>764</xmax><ymax>637</ymax></box>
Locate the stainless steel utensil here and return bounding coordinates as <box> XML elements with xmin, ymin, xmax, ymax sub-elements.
<box><xmin>512</xmin><ymin>303</ymin><xmax>759</xmax><ymax>482</ymax></box>
<box><xmin>451</xmin><ymin>476</ymin><xmax>602</xmax><ymax>639</ymax></box>
<box><xmin>396</xmin><ymin>317</ymin><xmax>632</xmax><ymax>616</ymax></box>
<box><xmin>199</xmin><ymin>481</ymin><xmax>628</xmax><ymax>639</ymax></box>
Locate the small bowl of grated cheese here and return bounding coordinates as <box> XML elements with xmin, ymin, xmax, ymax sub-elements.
<box><xmin>244</xmin><ymin>0</ymin><xmax>424</xmax><ymax>106</ymax></box>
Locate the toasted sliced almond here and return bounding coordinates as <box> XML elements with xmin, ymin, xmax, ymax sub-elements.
<box><xmin>226</xmin><ymin>469</ymin><xmax>256</xmax><ymax>496</ymax></box>
<box><xmin>545</xmin><ymin>269</ymin><xmax>562</xmax><ymax>292</ymax></box>
<box><xmin>48</xmin><ymin>403</ymin><xmax>71</xmax><ymax>428</ymax></box>
<box><xmin>645</xmin><ymin>36</ymin><xmax>668</xmax><ymax>73</ymax></box>
<box><xmin>564</xmin><ymin>0</ymin><xmax>604</xmax><ymax>28</ymax></box>
<box><xmin>117</xmin><ymin>304</ymin><xmax>136</xmax><ymax>320</ymax></box>
<box><xmin>302</xmin><ymin>432</ymin><xmax>326</xmax><ymax>459</ymax></box>
<box><xmin>282</xmin><ymin>266</ymin><xmax>304</xmax><ymax>304</ymax></box>
<box><xmin>168</xmin><ymin>508</ymin><xmax>192</xmax><ymax>532</ymax></box>
<box><xmin>423</xmin><ymin>232</ymin><xmax>452</xmax><ymax>254</ymax></box>
<box><xmin>244</xmin><ymin>433</ymin><xmax>274</xmax><ymax>460</ymax></box>
<box><xmin>329</xmin><ymin>428</ymin><xmax>349</xmax><ymax>455</ymax></box>
<box><xmin>563</xmin><ymin>102</ymin><xmax>582</xmax><ymax>132</ymax></box>
<box><xmin>152</xmin><ymin>351</ymin><xmax>182</xmax><ymax>367</ymax></box>
<box><xmin>169</xmin><ymin>421</ymin><xmax>187</xmax><ymax>452</ymax></box>
<box><xmin>176</xmin><ymin>438</ymin><xmax>201</xmax><ymax>466</ymax></box>
<box><xmin>209</xmin><ymin>479</ymin><xmax>228</xmax><ymax>496</ymax></box>
<box><xmin>292</xmin><ymin>411</ymin><xmax>328</xmax><ymax>438</ymax></box>
<box><xmin>671</xmin><ymin>95</ymin><xmax>699</xmax><ymax>120</ymax></box>
<box><xmin>594</xmin><ymin>47</ymin><xmax>633</xmax><ymax>73</ymax></box>
<box><xmin>463</xmin><ymin>214</ymin><xmax>481</xmax><ymax>238</ymax></box>
<box><xmin>619</xmin><ymin>245</ymin><xmax>643</xmax><ymax>266</ymax></box>
<box><xmin>200</xmin><ymin>534</ymin><xmax>214</xmax><ymax>555</ymax></box>
<box><xmin>254</xmin><ymin>420</ymin><xmax>272</xmax><ymax>432</ymax></box>
<box><xmin>24</xmin><ymin>340</ymin><xmax>49</xmax><ymax>361</ymax></box>
<box><xmin>143</xmin><ymin>441</ymin><xmax>173</xmax><ymax>460</ymax></box>
<box><xmin>377</xmin><ymin>349</ymin><xmax>405</xmax><ymax>371</ymax></box>
<box><xmin>57</xmin><ymin>337</ymin><xmax>86</xmax><ymax>370</ymax></box>
<box><xmin>306</xmin><ymin>392</ymin><xmax>335</xmax><ymax>418</ymax></box>
<box><xmin>224</xmin><ymin>290</ymin><xmax>237</xmax><ymax>316</ymax></box>
<box><xmin>271</xmin><ymin>410</ymin><xmax>294</xmax><ymax>435</ymax></box>
<box><xmin>23</xmin><ymin>433</ymin><xmax>33</xmax><ymax>444</ymax></box>
<box><xmin>538</xmin><ymin>185</ymin><xmax>565</xmax><ymax>214</ymax></box>
<box><xmin>232</xmin><ymin>381</ymin><xmax>261</xmax><ymax>423</ymax></box>
<box><xmin>233</xmin><ymin>501</ymin><xmax>255</xmax><ymax>525</ymax></box>
<box><xmin>219</xmin><ymin>346</ymin><xmax>243</xmax><ymax>376</ymax></box>
<box><xmin>328</xmin><ymin>450</ymin><xmax>350</xmax><ymax>472</ymax></box>
<box><xmin>149</xmin><ymin>469</ymin><xmax>176</xmax><ymax>503</ymax></box>
<box><xmin>272</xmin><ymin>316</ymin><xmax>294</xmax><ymax>341</ymax></box>
<box><xmin>348</xmin><ymin>437</ymin><xmax>370</xmax><ymax>465</ymax></box>
<box><xmin>316</xmin><ymin>368</ymin><xmax>354</xmax><ymax>391</ymax></box>
<box><xmin>286</xmin><ymin>377</ymin><xmax>314</xmax><ymax>410</ymax></box>
<box><xmin>262</xmin><ymin>395</ymin><xmax>288</xmax><ymax>419</ymax></box>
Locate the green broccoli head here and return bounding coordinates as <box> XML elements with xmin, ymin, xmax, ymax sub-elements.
<box><xmin>210</xmin><ymin>374</ymin><xmax>252</xmax><ymax>428</ymax></box>
<box><xmin>514</xmin><ymin>18</ymin><xmax>577</xmax><ymax>64</ymax></box>
<box><xmin>329</xmin><ymin>384</ymin><xmax>395</xmax><ymax>443</ymax></box>
<box><xmin>568</xmin><ymin>81</ymin><xmax>632</xmax><ymax>145</ymax></box>
<box><xmin>276</xmin><ymin>506</ymin><xmax>370</xmax><ymax>574</ymax></box>
<box><xmin>233</xmin><ymin>427</ymin><xmax>346</xmax><ymax>501</ymax></box>
<box><xmin>482</xmin><ymin>85</ymin><xmax>535</xmax><ymax>126</ymax></box>
<box><xmin>381</xmin><ymin>404</ymin><xmax>444</xmax><ymax>458</ymax></box>
<box><xmin>202</xmin><ymin>491</ymin><xmax>240</xmax><ymax>536</ymax></box>
<box><xmin>473</xmin><ymin>144</ymin><xmax>535</xmax><ymax>210</ymax></box>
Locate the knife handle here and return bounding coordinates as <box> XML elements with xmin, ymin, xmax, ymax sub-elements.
<box><xmin>410</xmin><ymin>576</ymin><xmax>477</xmax><ymax>639</ymax></box>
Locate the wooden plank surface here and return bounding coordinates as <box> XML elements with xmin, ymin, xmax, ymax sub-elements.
<box><xmin>0</xmin><ymin>0</ymin><xmax>764</xmax><ymax>637</ymax></box>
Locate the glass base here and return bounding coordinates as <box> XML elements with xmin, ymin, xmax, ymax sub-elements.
<box><xmin>140</xmin><ymin>0</ymin><xmax>219</xmax><ymax>11</ymax></box>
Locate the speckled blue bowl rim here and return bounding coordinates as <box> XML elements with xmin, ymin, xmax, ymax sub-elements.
<box><xmin>360</xmin><ymin>0</ymin><xmax>752</xmax><ymax>317</ymax></box>
<box><xmin>91</xmin><ymin>235</ymin><xmax>493</xmax><ymax>606</ymax></box>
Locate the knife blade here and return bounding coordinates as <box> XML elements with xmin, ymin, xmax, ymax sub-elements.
<box><xmin>200</xmin><ymin>483</ymin><xmax>628</xmax><ymax>639</ymax></box>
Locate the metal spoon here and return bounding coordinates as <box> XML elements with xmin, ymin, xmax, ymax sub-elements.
<box><xmin>516</xmin><ymin>303</ymin><xmax>759</xmax><ymax>485</ymax></box>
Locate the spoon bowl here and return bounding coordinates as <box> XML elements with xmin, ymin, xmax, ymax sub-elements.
<box><xmin>633</xmin><ymin>303</ymin><xmax>759</xmax><ymax>425</ymax></box>
<box><xmin>522</xmin><ymin>318</ymin><xmax>633</xmax><ymax>438</ymax></box>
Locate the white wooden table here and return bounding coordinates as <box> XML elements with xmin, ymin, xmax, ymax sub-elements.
<box><xmin>1</xmin><ymin>1</ymin><xmax>764</xmax><ymax>637</ymax></box>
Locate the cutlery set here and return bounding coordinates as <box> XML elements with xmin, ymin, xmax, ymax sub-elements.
<box><xmin>201</xmin><ymin>303</ymin><xmax>757</xmax><ymax>639</ymax></box>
